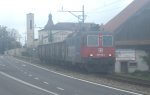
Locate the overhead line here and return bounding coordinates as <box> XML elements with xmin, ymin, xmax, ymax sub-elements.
<box><xmin>86</xmin><ymin>0</ymin><xmax>127</xmax><ymax>14</ymax></box>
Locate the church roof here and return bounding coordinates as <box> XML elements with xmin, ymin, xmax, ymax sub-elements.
<box><xmin>39</xmin><ymin>13</ymin><xmax>100</xmax><ymax>32</ymax></box>
<box><xmin>40</xmin><ymin>22</ymin><xmax>99</xmax><ymax>32</ymax></box>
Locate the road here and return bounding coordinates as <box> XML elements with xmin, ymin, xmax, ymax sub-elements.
<box><xmin>0</xmin><ymin>55</ymin><xmax>143</xmax><ymax>95</ymax></box>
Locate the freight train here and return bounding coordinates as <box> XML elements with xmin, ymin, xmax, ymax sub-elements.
<box><xmin>38</xmin><ymin>30</ymin><xmax>115</xmax><ymax>73</ymax></box>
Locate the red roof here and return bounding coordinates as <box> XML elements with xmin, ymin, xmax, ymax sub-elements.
<box><xmin>104</xmin><ymin>0</ymin><xmax>150</xmax><ymax>32</ymax></box>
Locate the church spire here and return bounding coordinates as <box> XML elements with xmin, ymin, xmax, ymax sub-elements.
<box><xmin>44</xmin><ymin>13</ymin><xmax>54</xmax><ymax>30</ymax></box>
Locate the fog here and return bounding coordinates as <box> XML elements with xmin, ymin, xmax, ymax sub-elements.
<box><xmin>0</xmin><ymin>0</ymin><xmax>133</xmax><ymax>44</ymax></box>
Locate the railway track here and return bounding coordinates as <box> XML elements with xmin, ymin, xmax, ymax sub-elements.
<box><xmin>102</xmin><ymin>74</ymin><xmax>150</xmax><ymax>87</ymax></box>
<box><xmin>15</xmin><ymin>56</ymin><xmax>150</xmax><ymax>88</ymax></box>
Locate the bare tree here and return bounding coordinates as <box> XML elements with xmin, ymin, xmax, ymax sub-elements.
<box><xmin>0</xmin><ymin>26</ymin><xmax>21</xmax><ymax>54</ymax></box>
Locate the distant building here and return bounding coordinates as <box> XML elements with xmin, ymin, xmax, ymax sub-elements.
<box><xmin>26</xmin><ymin>13</ymin><xmax>34</xmax><ymax>48</ymax></box>
<box><xmin>38</xmin><ymin>13</ymin><xmax>100</xmax><ymax>45</ymax></box>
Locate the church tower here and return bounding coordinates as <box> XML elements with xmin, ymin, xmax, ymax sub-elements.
<box><xmin>26</xmin><ymin>13</ymin><xmax>34</xmax><ymax>48</ymax></box>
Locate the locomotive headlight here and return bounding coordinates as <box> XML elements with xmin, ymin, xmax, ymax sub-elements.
<box><xmin>90</xmin><ymin>54</ymin><xmax>93</xmax><ymax>57</ymax></box>
<box><xmin>109</xmin><ymin>54</ymin><xmax>112</xmax><ymax>56</ymax></box>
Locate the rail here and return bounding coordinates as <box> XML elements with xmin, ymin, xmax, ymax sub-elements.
<box><xmin>103</xmin><ymin>74</ymin><xmax>150</xmax><ymax>87</ymax></box>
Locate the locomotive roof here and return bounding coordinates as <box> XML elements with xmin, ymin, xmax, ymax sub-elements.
<box><xmin>66</xmin><ymin>30</ymin><xmax>113</xmax><ymax>38</ymax></box>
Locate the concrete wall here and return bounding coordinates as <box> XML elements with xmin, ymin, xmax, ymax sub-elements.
<box><xmin>135</xmin><ymin>50</ymin><xmax>149</xmax><ymax>71</ymax></box>
<box><xmin>4</xmin><ymin>48</ymin><xmax>26</xmax><ymax>56</ymax></box>
<box><xmin>115</xmin><ymin>61</ymin><xmax>121</xmax><ymax>73</ymax></box>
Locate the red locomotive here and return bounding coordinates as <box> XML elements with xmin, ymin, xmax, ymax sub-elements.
<box><xmin>38</xmin><ymin>30</ymin><xmax>115</xmax><ymax>73</ymax></box>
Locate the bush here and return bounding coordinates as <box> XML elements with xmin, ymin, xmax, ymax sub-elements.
<box><xmin>143</xmin><ymin>51</ymin><xmax>150</xmax><ymax>71</ymax></box>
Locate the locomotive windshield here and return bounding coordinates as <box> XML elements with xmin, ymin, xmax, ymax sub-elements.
<box><xmin>87</xmin><ymin>35</ymin><xmax>99</xmax><ymax>47</ymax></box>
<box><xmin>102</xmin><ymin>35</ymin><xmax>113</xmax><ymax>47</ymax></box>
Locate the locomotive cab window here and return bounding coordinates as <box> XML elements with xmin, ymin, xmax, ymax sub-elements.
<box><xmin>87</xmin><ymin>35</ymin><xmax>99</xmax><ymax>47</ymax></box>
<box><xmin>102</xmin><ymin>35</ymin><xmax>113</xmax><ymax>47</ymax></box>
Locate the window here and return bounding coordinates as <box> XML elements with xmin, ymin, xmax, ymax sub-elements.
<box><xmin>129</xmin><ymin>62</ymin><xmax>137</xmax><ymax>67</ymax></box>
<box><xmin>102</xmin><ymin>35</ymin><xmax>113</xmax><ymax>47</ymax></box>
<box><xmin>30</xmin><ymin>20</ymin><xmax>32</xmax><ymax>30</ymax></box>
<box><xmin>87</xmin><ymin>35</ymin><xmax>99</xmax><ymax>47</ymax></box>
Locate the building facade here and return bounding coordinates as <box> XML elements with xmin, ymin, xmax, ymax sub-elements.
<box><xmin>115</xmin><ymin>49</ymin><xmax>149</xmax><ymax>73</ymax></box>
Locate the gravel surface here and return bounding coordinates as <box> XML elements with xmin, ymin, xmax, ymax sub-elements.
<box><xmin>15</xmin><ymin>56</ymin><xmax>150</xmax><ymax>95</ymax></box>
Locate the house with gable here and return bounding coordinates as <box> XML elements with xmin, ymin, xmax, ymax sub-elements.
<box><xmin>104</xmin><ymin>0</ymin><xmax>150</xmax><ymax>73</ymax></box>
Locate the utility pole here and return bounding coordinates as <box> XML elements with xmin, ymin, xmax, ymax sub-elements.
<box><xmin>58</xmin><ymin>5</ymin><xmax>86</xmax><ymax>23</ymax></box>
<box><xmin>82</xmin><ymin>5</ymin><xmax>85</xmax><ymax>23</ymax></box>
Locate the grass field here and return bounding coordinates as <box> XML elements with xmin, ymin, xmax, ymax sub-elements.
<box><xmin>130</xmin><ymin>71</ymin><xmax>150</xmax><ymax>80</ymax></box>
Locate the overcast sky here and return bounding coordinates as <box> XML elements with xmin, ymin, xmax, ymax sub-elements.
<box><xmin>0</xmin><ymin>0</ymin><xmax>133</xmax><ymax>43</ymax></box>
